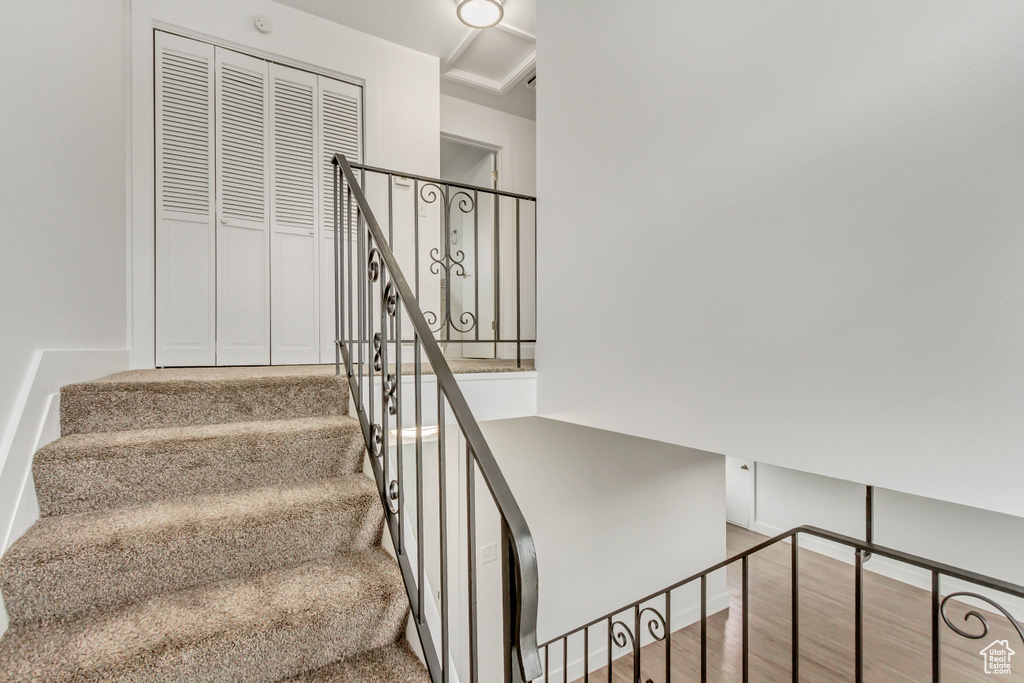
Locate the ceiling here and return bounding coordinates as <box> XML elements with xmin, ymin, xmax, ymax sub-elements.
<box><xmin>272</xmin><ymin>0</ymin><xmax>536</xmax><ymax>119</ymax></box>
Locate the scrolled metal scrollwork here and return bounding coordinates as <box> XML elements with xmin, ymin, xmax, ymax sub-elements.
<box><xmin>367</xmin><ymin>247</ymin><xmax>382</xmax><ymax>282</ymax></box>
<box><xmin>940</xmin><ymin>592</ymin><xmax>1024</xmax><ymax>646</ymax></box>
<box><xmin>372</xmin><ymin>333</ymin><xmax>383</xmax><ymax>372</ymax></box>
<box><xmin>369</xmin><ymin>424</ymin><xmax>383</xmax><ymax>458</ymax></box>
<box><xmin>639</xmin><ymin>606</ymin><xmax>667</xmax><ymax>642</ymax></box>
<box><xmin>420</xmin><ymin>184</ymin><xmax>479</xmax><ymax>336</ymax></box>
<box><xmin>610</xmin><ymin>620</ymin><xmax>636</xmax><ymax>651</ymax></box>
<box><xmin>382</xmin><ymin>373</ymin><xmax>398</xmax><ymax>415</ymax></box>
<box><xmin>387</xmin><ymin>480</ymin><xmax>400</xmax><ymax>515</ymax></box>
<box><xmin>383</xmin><ymin>282</ymin><xmax>398</xmax><ymax>317</ymax></box>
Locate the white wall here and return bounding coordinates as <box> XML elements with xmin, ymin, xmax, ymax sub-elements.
<box><xmin>130</xmin><ymin>0</ymin><xmax>442</xmax><ymax>368</ymax></box>
<box><xmin>441</xmin><ymin>96</ymin><xmax>537</xmax><ymax>361</ymax></box>
<box><xmin>0</xmin><ymin>2</ymin><xmax>130</xmax><ymax>487</ymax></box>
<box><xmin>476</xmin><ymin>417</ymin><xmax>727</xmax><ymax>681</ymax></box>
<box><xmin>750</xmin><ymin>462</ymin><xmax>1024</xmax><ymax>619</ymax></box>
<box><xmin>536</xmin><ymin>0</ymin><xmax>1024</xmax><ymax>517</ymax></box>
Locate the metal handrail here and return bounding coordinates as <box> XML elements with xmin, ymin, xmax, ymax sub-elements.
<box><xmin>538</xmin><ymin>524</ymin><xmax>1024</xmax><ymax>682</ymax></box>
<box><xmin>540</xmin><ymin>524</ymin><xmax>1024</xmax><ymax>646</ymax></box>
<box><xmin>333</xmin><ymin>153</ymin><xmax>542</xmax><ymax>681</ymax></box>
<box><xmin>348</xmin><ymin>160</ymin><xmax>537</xmax><ymax>202</ymax></box>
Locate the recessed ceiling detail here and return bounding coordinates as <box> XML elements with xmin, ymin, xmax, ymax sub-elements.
<box><xmin>443</xmin><ymin>23</ymin><xmax>535</xmax><ymax>94</ymax></box>
<box><xmin>271</xmin><ymin>0</ymin><xmax>536</xmax><ymax>118</ymax></box>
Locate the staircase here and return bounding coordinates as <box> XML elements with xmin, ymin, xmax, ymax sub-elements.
<box><xmin>0</xmin><ymin>366</ymin><xmax>429</xmax><ymax>682</ymax></box>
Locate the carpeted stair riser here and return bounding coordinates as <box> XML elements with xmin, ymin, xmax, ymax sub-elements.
<box><xmin>61</xmin><ymin>374</ymin><xmax>350</xmax><ymax>436</ymax></box>
<box><xmin>0</xmin><ymin>477</ymin><xmax>383</xmax><ymax>625</ymax></box>
<box><xmin>33</xmin><ymin>416</ymin><xmax>365</xmax><ymax>517</ymax></box>
<box><xmin>285</xmin><ymin>641</ymin><xmax>429</xmax><ymax>682</ymax></box>
<box><xmin>0</xmin><ymin>550</ymin><xmax>410</xmax><ymax>683</ymax></box>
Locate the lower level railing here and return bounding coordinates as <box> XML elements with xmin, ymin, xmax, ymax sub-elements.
<box><xmin>537</xmin><ymin>525</ymin><xmax>1024</xmax><ymax>683</ymax></box>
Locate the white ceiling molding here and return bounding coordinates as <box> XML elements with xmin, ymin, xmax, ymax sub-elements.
<box><xmin>441</xmin><ymin>23</ymin><xmax>535</xmax><ymax>95</ymax></box>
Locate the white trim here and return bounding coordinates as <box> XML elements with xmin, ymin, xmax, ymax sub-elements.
<box><xmin>441</xmin><ymin>30</ymin><xmax>479</xmax><ymax>73</ymax></box>
<box><xmin>152</xmin><ymin>21</ymin><xmax>366</xmax><ymax>89</ymax></box>
<box><xmin>0</xmin><ymin>349</ymin><xmax>130</xmax><ymax>638</ymax></box>
<box><xmin>443</xmin><ymin>49</ymin><xmax>536</xmax><ymax>95</ymax></box>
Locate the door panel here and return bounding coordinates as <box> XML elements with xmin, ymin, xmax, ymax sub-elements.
<box><xmin>216</xmin><ymin>48</ymin><xmax>270</xmax><ymax>365</ymax></box>
<box><xmin>270</xmin><ymin>64</ymin><xmax>319</xmax><ymax>364</ymax></box>
<box><xmin>155</xmin><ymin>33</ymin><xmax>216</xmax><ymax>366</ymax></box>
<box><xmin>726</xmin><ymin>456</ymin><xmax>756</xmax><ymax>528</ymax></box>
<box><xmin>318</xmin><ymin>76</ymin><xmax>362</xmax><ymax>363</ymax></box>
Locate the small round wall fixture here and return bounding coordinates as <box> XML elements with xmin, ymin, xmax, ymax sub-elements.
<box><xmin>456</xmin><ymin>0</ymin><xmax>504</xmax><ymax>29</ymax></box>
<box><xmin>254</xmin><ymin>15</ymin><xmax>273</xmax><ymax>34</ymax></box>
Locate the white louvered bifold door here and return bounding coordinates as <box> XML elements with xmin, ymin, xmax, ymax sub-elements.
<box><xmin>216</xmin><ymin>48</ymin><xmax>271</xmax><ymax>366</ymax></box>
<box><xmin>317</xmin><ymin>76</ymin><xmax>363</xmax><ymax>362</ymax></box>
<box><xmin>155</xmin><ymin>33</ymin><xmax>216</xmax><ymax>367</ymax></box>
<box><xmin>270</xmin><ymin>65</ymin><xmax>320</xmax><ymax>365</ymax></box>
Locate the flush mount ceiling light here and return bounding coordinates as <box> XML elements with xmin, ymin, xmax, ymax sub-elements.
<box><xmin>456</xmin><ymin>0</ymin><xmax>504</xmax><ymax>29</ymax></box>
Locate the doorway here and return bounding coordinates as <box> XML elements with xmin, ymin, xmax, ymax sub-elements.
<box><xmin>439</xmin><ymin>137</ymin><xmax>498</xmax><ymax>360</ymax></box>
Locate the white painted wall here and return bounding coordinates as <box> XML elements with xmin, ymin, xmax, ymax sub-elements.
<box><xmin>0</xmin><ymin>349</ymin><xmax>131</xmax><ymax>637</ymax></box>
<box><xmin>0</xmin><ymin>0</ymin><xmax>129</xmax><ymax>468</ymax></box>
<box><xmin>441</xmin><ymin>96</ymin><xmax>537</xmax><ymax>361</ymax></box>
<box><xmin>131</xmin><ymin>0</ymin><xmax>442</xmax><ymax>368</ymax></box>
<box><xmin>749</xmin><ymin>462</ymin><xmax>1024</xmax><ymax>620</ymax></box>
<box><xmin>473</xmin><ymin>418</ymin><xmax>727</xmax><ymax>681</ymax></box>
<box><xmin>536</xmin><ymin>0</ymin><xmax>1024</xmax><ymax>517</ymax></box>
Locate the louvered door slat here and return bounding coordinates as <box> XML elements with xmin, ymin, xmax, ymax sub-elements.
<box><xmin>155</xmin><ymin>32</ymin><xmax>217</xmax><ymax>367</ymax></box>
<box><xmin>269</xmin><ymin>64</ymin><xmax>320</xmax><ymax>364</ymax></box>
<box><xmin>216</xmin><ymin>48</ymin><xmax>270</xmax><ymax>366</ymax></box>
<box><xmin>317</xmin><ymin>76</ymin><xmax>363</xmax><ymax>362</ymax></box>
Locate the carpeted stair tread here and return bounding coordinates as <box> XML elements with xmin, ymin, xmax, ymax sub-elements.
<box><xmin>33</xmin><ymin>415</ymin><xmax>364</xmax><ymax>516</ymax></box>
<box><xmin>283</xmin><ymin>640</ymin><xmax>429</xmax><ymax>682</ymax></box>
<box><xmin>60</xmin><ymin>367</ymin><xmax>349</xmax><ymax>436</ymax></box>
<box><xmin>1</xmin><ymin>475</ymin><xmax>383</xmax><ymax>624</ymax></box>
<box><xmin>0</xmin><ymin>549</ymin><xmax>410</xmax><ymax>683</ymax></box>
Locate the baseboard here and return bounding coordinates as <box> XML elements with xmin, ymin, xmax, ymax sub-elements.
<box><xmin>0</xmin><ymin>348</ymin><xmax>129</xmax><ymax>637</ymax></box>
<box><xmin>748</xmin><ymin>521</ymin><xmax>1024</xmax><ymax>622</ymax></box>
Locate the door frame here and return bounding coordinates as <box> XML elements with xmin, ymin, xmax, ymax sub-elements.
<box><xmin>440</xmin><ymin>133</ymin><xmax>502</xmax><ymax>360</ymax></box>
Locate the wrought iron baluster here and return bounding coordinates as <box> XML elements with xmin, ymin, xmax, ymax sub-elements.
<box><xmin>792</xmin><ymin>535</ymin><xmax>800</xmax><ymax>682</ymax></box>
<box><xmin>467</xmin><ymin>444</ymin><xmax>478</xmax><ymax>683</ymax></box>
<box><xmin>395</xmin><ymin>296</ymin><xmax>403</xmax><ymax>554</ymax></box>
<box><xmin>931</xmin><ymin>570</ymin><xmax>940</xmax><ymax>683</ymax></box>
<box><xmin>474</xmin><ymin>189</ymin><xmax>479</xmax><ymax>343</ymax></box>
<box><xmin>701</xmin><ymin>575</ymin><xmax>707</xmax><ymax>683</ymax></box>
<box><xmin>743</xmin><ymin>556</ymin><xmax>749</xmax><ymax>683</ymax></box>
<box><xmin>334</xmin><ymin>160</ymin><xmax>341</xmax><ymax>376</ymax></box>
<box><xmin>515</xmin><ymin>197</ymin><xmax>521</xmax><ymax>367</ymax></box>
<box><xmin>415</xmin><ymin>333</ymin><xmax>424</xmax><ymax>625</ymax></box>
<box><xmin>346</xmin><ymin>184</ymin><xmax>353</xmax><ymax>378</ymax></box>
<box><xmin>584</xmin><ymin>626</ymin><xmax>590</xmax><ymax>683</ymax></box>
<box><xmin>606</xmin><ymin>616</ymin><xmax>612</xmax><ymax>683</ymax></box>
<box><xmin>855</xmin><ymin>548</ymin><xmax>864</xmax><ymax>683</ymax></box>
<box><xmin>438</xmin><ymin>383</ymin><xmax>449</xmax><ymax>682</ymax></box>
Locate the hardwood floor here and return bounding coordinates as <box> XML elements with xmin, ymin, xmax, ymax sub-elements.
<box><xmin>561</xmin><ymin>524</ymin><xmax>1021</xmax><ymax>682</ymax></box>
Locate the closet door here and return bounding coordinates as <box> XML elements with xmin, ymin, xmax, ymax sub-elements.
<box><xmin>216</xmin><ymin>48</ymin><xmax>271</xmax><ymax>366</ymax></box>
<box><xmin>155</xmin><ymin>32</ymin><xmax>216</xmax><ymax>367</ymax></box>
<box><xmin>318</xmin><ymin>76</ymin><xmax>363</xmax><ymax>362</ymax></box>
<box><xmin>270</xmin><ymin>65</ymin><xmax>320</xmax><ymax>364</ymax></box>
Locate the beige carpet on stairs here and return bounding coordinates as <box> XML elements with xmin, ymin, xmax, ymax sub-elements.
<box><xmin>0</xmin><ymin>366</ymin><xmax>430</xmax><ymax>683</ymax></box>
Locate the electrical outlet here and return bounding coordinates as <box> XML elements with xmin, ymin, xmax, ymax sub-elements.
<box><xmin>481</xmin><ymin>543</ymin><xmax>497</xmax><ymax>564</ymax></box>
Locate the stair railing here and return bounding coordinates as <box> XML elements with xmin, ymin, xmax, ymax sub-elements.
<box><xmin>535</xmin><ymin>525</ymin><xmax>1024</xmax><ymax>683</ymax></box>
<box><xmin>332</xmin><ymin>154</ymin><xmax>542</xmax><ymax>683</ymax></box>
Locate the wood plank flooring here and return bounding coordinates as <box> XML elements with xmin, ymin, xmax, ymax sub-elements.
<box><xmin>559</xmin><ymin>524</ymin><xmax>1022</xmax><ymax>682</ymax></box>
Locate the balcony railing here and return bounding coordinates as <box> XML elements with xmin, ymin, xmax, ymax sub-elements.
<box><xmin>332</xmin><ymin>153</ymin><xmax>542</xmax><ymax>682</ymax></box>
